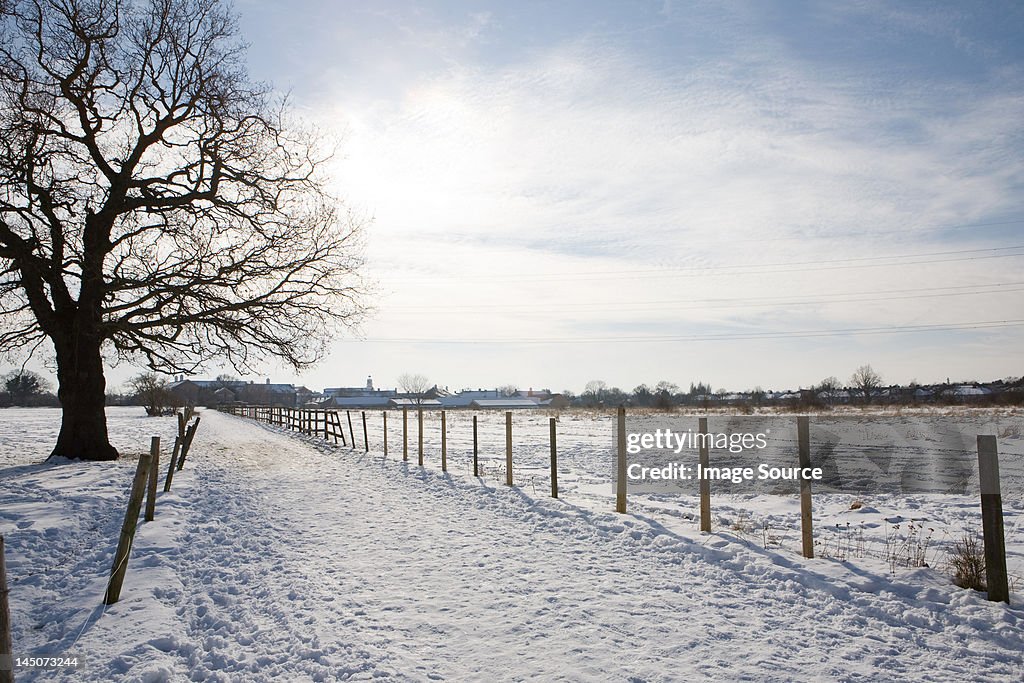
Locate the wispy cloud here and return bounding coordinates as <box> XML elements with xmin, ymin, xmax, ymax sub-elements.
<box><xmin>234</xmin><ymin>1</ymin><xmax>1024</xmax><ymax>389</ymax></box>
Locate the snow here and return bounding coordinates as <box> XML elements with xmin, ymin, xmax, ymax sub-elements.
<box><xmin>1</xmin><ymin>407</ymin><xmax>1023</xmax><ymax>681</ymax></box>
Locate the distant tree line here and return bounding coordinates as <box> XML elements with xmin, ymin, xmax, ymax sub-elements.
<box><xmin>572</xmin><ymin>366</ymin><xmax>1024</xmax><ymax>410</ymax></box>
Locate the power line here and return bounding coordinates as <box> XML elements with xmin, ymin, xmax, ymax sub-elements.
<box><xmin>384</xmin><ymin>281</ymin><xmax>1024</xmax><ymax>315</ymax></box>
<box><xmin>384</xmin><ymin>245</ymin><xmax>1024</xmax><ymax>284</ymax></box>
<box><xmin>380</xmin><ymin>217</ymin><xmax>1024</xmax><ymax>254</ymax></box>
<box><xmin>350</xmin><ymin>318</ymin><xmax>1024</xmax><ymax>345</ymax></box>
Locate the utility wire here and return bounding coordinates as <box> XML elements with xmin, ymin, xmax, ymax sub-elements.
<box><xmin>385</xmin><ymin>245</ymin><xmax>1024</xmax><ymax>284</ymax></box>
<box><xmin>385</xmin><ymin>281</ymin><xmax>1024</xmax><ymax>315</ymax></box>
<box><xmin>352</xmin><ymin>319</ymin><xmax>1024</xmax><ymax>345</ymax></box>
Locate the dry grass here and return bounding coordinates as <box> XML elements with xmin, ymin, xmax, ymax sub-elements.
<box><xmin>948</xmin><ymin>533</ymin><xmax>987</xmax><ymax>592</ymax></box>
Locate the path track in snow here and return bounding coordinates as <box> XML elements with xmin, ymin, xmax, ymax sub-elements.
<box><xmin>158</xmin><ymin>411</ymin><xmax>1023</xmax><ymax>681</ymax></box>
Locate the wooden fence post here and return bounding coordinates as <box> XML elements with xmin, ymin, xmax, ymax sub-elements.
<box><xmin>403</xmin><ymin>408</ymin><xmax>409</xmax><ymax>461</ymax></box>
<box><xmin>104</xmin><ymin>452</ymin><xmax>153</xmax><ymax>605</ymax></box>
<box><xmin>505</xmin><ymin>411</ymin><xmax>513</xmax><ymax>486</ymax></box>
<box><xmin>362</xmin><ymin>411</ymin><xmax>369</xmax><ymax>452</ymax></box>
<box><xmin>335</xmin><ymin>412</ymin><xmax>346</xmax><ymax>446</ymax></box>
<box><xmin>978</xmin><ymin>435</ymin><xmax>1009</xmax><ymax>603</ymax></box>
<box><xmin>0</xmin><ymin>535</ymin><xmax>12</xmax><ymax>683</ymax></box>
<box><xmin>798</xmin><ymin>416</ymin><xmax>814</xmax><ymax>559</ymax></box>
<box><xmin>550</xmin><ymin>417</ymin><xmax>558</xmax><ymax>498</ymax></box>
<box><xmin>418</xmin><ymin>409</ymin><xmax>424</xmax><ymax>466</ymax></box>
<box><xmin>472</xmin><ymin>415</ymin><xmax>479</xmax><ymax>476</ymax></box>
<box><xmin>383</xmin><ymin>412</ymin><xmax>389</xmax><ymax>457</ymax></box>
<box><xmin>347</xmin><ymin>411</ymin><xmax>355</xmax><ymax>450</ymax></box>
<box><xmin>441</xmin><ymin>411</ymin><xmax>447</xmax><ymax>472</ymax></box>
<box><xmin>699</xmin><ymin>417</ymin><xmax>711</xmax><ymax>532</ymax></box>
<box><xmin>616</xmin><ymin>406</ymin><xmax>627</xmax><ymax>513</ymax></box>
<box><xmin>176</xmin><ymin>417</ymin><xmax>201</xmax><ymax>471</ymax></box>
<box><xmin>163</xmin><ymin>436</ymin><xmax>181</xmax><ymax>493</ymax></box>
<box><xmin>144</xmin><ymin>436</ymin><xmax>160</xmax><ymax>522</ymax></box>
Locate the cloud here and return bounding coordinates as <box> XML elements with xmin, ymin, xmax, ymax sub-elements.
<box><xmin>298</xmin><ymin>2</ymin><xmax>1024</xmax><ymax>388</ymax></box>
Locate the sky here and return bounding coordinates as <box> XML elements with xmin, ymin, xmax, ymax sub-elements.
<box><xmin>13</xmin><ymin>0</ymin><xmax>1024</xmax><ymax>395</ymax></box>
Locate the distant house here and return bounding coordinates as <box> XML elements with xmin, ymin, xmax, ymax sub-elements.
<box><xmin>237</xmin><ymin>381</ymin><xmax>298</xmax><ymax>406</ymax></box>
<box><xmin>468</xmin><ymin>398</ymin><xmax>542</xmax><ymax>410</ymax></box>
<box><xmin>322</xmin><ymin>395</ymin><xmax>393</xmax><ymax>409</ymax></box>
<box><xmin>941</xmin><ymin>385</ymin><xmax>993</xmax><ymax>402</ymax></box>
<box><xmin>515</xmin><ymin>388</ymin><xmax>571</xmax><ymax>409</ymax></box>
<box><xmin>316</xmin><ymin>376</ymin><xmax>398</xmax><ymax>408</ymax></box>
<box><xmin>324</xmin><ymin>376</ymin><xmax>397</xmax><ymax>399</ymax></box>
<box><xmin>817</xmin><ymin>389</ymin><xmax>851</xmax><ymax>404</ymax></box>
<box><xmin>911</xmin><ymin>387</ymin><xmax>934</xmax><ymax>402</ymax></box>
<box><xmin>389</xmin><ymin>398</ymin><xmax>443</xmax><ymax>409</ymax></box>
<box><xmin>539</xmin><ymin>394</ymin><xmax>571</xmax><ymax>410</ymax></box>
<box><xmin>438</xmin><ymin>389</ymin><xmax>503</xmax><ymax>408</ymax></box>
<box><xmin>168</xmin><ymin>379</ymin><xmax>205</xmax><ymax>406</ymax></box>
<box><xmin>168</xmin><ymin>376</ymin><xmax>299</xmax><ymax>407</ymax></box>
<box><xmin>213</xmin><ymin>387</ymin><xmax>237</xmax><ymax>404</ymax></box>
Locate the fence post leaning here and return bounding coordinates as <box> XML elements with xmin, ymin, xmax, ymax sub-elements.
<box><xmin>104</xmin><ymin>451</ymin><xmax>153</xmax><ymax>605</ymax></box>
<box><xmin>347</xmin><ymin>411</ymin><xmax>355</xmax><ymax>450</ymax></box>
<box><xmin>144</xmin><ymin>436</ymin><xmax>160</xmax><ymax>522</ymax></box>
<box><xmin>335</xmin><ymin>411</ymin><xmax>346</xmax><ymax>447</ymax></box>
<box><xmin>699</xmin><ymin>417</ymin><xmax>711</xmax><ymax>532</ymax></box>
<box><xmin>176</xmin><ymin>417</ymin><xmax>201</xmax><ymax>471</ymax></box>
<box><xmin>978</xmin><ymin>435</ymin><xmax>1009</xmax><ymax>603</ymax></box>
<box><xmin>163</xmin><ymin>435</ymin><xmax>182</xmax><ymax>492</ymax></box>
<box><xmin>505</xmin><ymin>411</ymin><xmax>513</xmax><ymax>486</ymax></box>
<box><xmin>798</xmin><ymin>416</ymin><xmax>814</xmax><ymax>559</ymax></box>
<box><xmin>550</xmin><ymin>417</ymin><xmax>558</xmax><ymax>498</ymax></box>
<box><xmin>383</xmin><ymin>412</ymin><xmax>389</xmax><ymax>457</ymax></box>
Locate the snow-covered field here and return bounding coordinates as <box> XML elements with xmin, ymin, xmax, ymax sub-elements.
<box><xmin>1</xmin><ymin>406</ymin><xmax>1023</xmax><ymax>681</ymax></box>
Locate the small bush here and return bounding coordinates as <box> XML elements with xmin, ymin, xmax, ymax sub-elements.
<box><xmin>949</xmin><ymin>533</ymin><xmax>986</xmax><ymax>592</ymax></box>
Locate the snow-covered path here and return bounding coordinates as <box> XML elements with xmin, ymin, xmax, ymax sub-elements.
<box><xmin>6</xmin><ymin>409</ymin><xmax>1024</xmax><ymax>681</ymax></box>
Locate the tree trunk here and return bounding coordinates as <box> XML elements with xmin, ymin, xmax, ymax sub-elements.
<box><xmin>50</xmin><ymin>332</ymin><xmax>119</xmax><ymax>461</ymax></box>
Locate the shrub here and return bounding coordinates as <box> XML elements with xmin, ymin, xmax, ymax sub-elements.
<box><xmin>948</xmin><ymin>533</ymin><xmax>987</xmax><ymax>592</ymax></box>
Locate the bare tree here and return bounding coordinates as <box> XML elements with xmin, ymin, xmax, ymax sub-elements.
<box><xmin>816</xmin><ymin>375</ymin><xmax>841</xmax><ymax>406</ymax></box>
<box><xmin>0</xmin><ymin>0</ymin><xmax>366</xmax><ymax>459</ymax></box>
<box><xmin>581</xmin><ymin>379</ymin><xmax>606</xmax><ymax>406</ymax></box>
<box><xmin>397</xmin><ymin>373</ymin><xmax>431</xmax><ymax>405</ymax></box>
<box><xmin>850</xmin><ymin>365</ymin><xmax>882</xmax><ymax>405</ymax></box>
<box><xmin>129</xmin><ymin>371</ymin><xmax>177</xmax><ymax>416</ymax></box>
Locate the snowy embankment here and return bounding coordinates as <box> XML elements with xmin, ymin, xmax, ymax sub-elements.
<box><xmin>1</xmin><ymin>408</ymin><xmax>1023</xmax><ymax>681</ymax></box>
